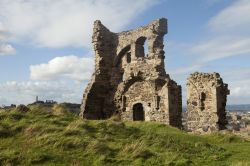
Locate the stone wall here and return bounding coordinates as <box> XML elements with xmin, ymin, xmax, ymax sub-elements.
<box><xmin>186</xmin><ymin>72</ymin><xmax>230</xmax><ymax>133</ymax></box>
<box><xmin>80</xmin><ymin>18</ymin><xmax>182</xmax><ymax>128</ymax></box>
<box><xmin>80</xmin><ymin>20</ymin><xmax>118</xmax><ymax>119</ymax></box>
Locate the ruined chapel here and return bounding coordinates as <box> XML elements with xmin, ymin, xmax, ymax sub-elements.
<box><xmin>80</xmin><ymin>18</ymin><xmax>182</xmax><ymax>128</ymax></box>
<box><xmin>80</xmin><ymin>18</ymin><xmax>230</xmax><ymax>132</ymax></box>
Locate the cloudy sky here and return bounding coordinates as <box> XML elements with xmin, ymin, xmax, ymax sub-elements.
<box><xmin>0</xmin><ymin>0</ymin><xmax>249</xmax><ymax>105</ymax></box>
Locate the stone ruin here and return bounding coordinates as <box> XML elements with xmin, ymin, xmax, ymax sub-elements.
<box><xmin>80</xmin><ymin>18</ymin><xmax>230</xmax><ymax>132</ymax></box>
<box><xmin>80</xmin><ymin>18</ymin><xmax>182</xmax><ymax>128</ymax></box>
<box><xmin>186</xmin><ymin>72</ymin><xmax>230</xmax><ymax>133</ymax></box>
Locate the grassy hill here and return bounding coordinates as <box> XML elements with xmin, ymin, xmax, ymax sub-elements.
<box><xmin>0</xmin><ymin>104</ymin><xmax>249</xmax><ymax>166</ymax></box>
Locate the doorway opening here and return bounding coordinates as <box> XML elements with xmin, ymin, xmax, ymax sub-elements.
<box><xmin>133</xmin><ymin>103</ymin><xmax>144</xmax><ymax>121</ymax></box>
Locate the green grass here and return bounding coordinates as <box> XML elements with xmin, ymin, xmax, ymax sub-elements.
<box><xmin>0</xmin><ymin>105</ymin><xmax>249</xmax><ymax>166</ymax></box>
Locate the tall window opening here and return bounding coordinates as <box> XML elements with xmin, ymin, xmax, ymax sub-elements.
<box><xmin>135</xmin><ymin>37</ymin><xmax>148</xmax><ymax>58</ymax></box>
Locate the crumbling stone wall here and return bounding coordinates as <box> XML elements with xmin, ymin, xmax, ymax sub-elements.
<box><xmin>186</xmin><ymin>72</ymin><xmax>230</xmax><ymax>133</ymax></box>
<box><xmin>80</xmin><ymin>18</ymin><xmax>182</xmax><ymax>128</ymax></box>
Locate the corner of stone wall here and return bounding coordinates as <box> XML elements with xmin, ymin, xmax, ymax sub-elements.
<box><xmin>80</xmin><ymin>20</ymin><xmax>117</xmax><ymax>119</ymax></box>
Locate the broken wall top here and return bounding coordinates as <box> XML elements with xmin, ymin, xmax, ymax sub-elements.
<box><xmin>187</xmin><ymin>72</ymin><xmax>228</xmax><ymax>89</ymax></box>
<box><xmin>92</xmin><ymin>18</ymin><xmax>168</xmax><ymax>59</ymax></box>
<box><xmin>116</xmin><ymin>18</ymin><xmax>167</xmax><ymax>48</ymax></box>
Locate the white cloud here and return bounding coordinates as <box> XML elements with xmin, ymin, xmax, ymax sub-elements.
<box><xmin>0</xmin><ymin>33</ymin><xmax>5</xmax><ymax>41</ymax></box>
<box><xmin>0</xmin><ymin>22</ymin><xmax>7</xmax><ymax>40</ymax></box>
<box><xmin>167</xmin><ymin>0</ymin><xmax>250</xmax><ymax>104</ymax></box>
<box><xmin>0</xmin><ymin>0</ymin><xmax>159</xmax><ymax>48</ymax></box>
<box><xmin>170</xmin><ymin>64</ymin><xmax>203</xmax><ymax>76</ymax></box>
<box><xmin>221</xmin><ymin>67</ymin><xmax>250</xmax><ymax>104</ymax></box>
<box><xmin>191</xmin><ymin>37</ymin><xmax>250</xmax><ymax>62</ymax></box>
<box><xmin>230</xmin><ymin>84</ymin><xmax>250</xmax><ymax>98</ymax></box>
<box><xmin>223</xmin><ymin>67</ymin><xmax>250</xmax><ymax>81</ymax></box>
<box><xmin>0</xmin><ymin>96</ymin><xmax>7</xmax><ymax>105</ymax></box>
<box><xmin>0</xmin><ymin>0</ymin><xmax>160</xmax><ymax>105</ymax></box>
<box><xmin>192</xmin><ymin>0</ymin><xmax>250</xmax><ymax>63</ymax></box>
<box><xmin>208</xmin><ymin>0</ymin><xmax>250</xmax><ymax>34</ymax></box>
<box><xmin>0</xmin><ymin>22</ymin><xmax>15</xmax><ymax>56</ymax></box>
<box><xmin>30</xmin><ymin>55</ymin><xmax>93</xmax><ymax>81</ymax></box>
<box><xmin>0</xmin><ymin>81</ymin><xmax>86</xmax><ymax>105</ymax></box>
<box><xmin>0</xmin><ymin>31</ymin><xmax>6</xmax><ymax>41</ymax></box>
<box><xmin>186</xmin><ymin>0</ymin><xmax>250</xmax><ymax>64</ymax></box>
<box><xmin>227</xmin><ymin>79</ymin><xmax>250</xmax><ymax>104</ymax></box>
<box><xmin>0</xmin><ymin>81</ymin><xmax>66</xmax><ymax>94</ymax></box>
<box><xmin>0</xmin><ymin>43</ymin><xmax>16</xmax><ymax>56</ymax></box>
<box><xmin>173</xmin><ymin>0</ymin><xmax>250</xmax><ymax>74</ymax></box>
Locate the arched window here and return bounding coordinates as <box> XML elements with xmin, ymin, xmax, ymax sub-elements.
<box><xmin>135</xmin><ymin>36</ymin><xmax>148</xmax><ymax>57</ymax></box>
<box><xmin>200</xmin><ymin>92</ymin><xmax>206</xmax><ymax>111</ymax></box>
<box><xmin>126</xmin><ymin>52</ymin><xmax>131</xmax><ymax>63</ymax></box>
<box><xmin>115</xmin><ymin>45</ymin><xmax>131</xmax><ymax>67</ymax></box>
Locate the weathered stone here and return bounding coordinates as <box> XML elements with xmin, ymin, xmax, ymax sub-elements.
<box><xmin>80</xmin><ymin>18</ymin><xmax>182</xmax><ymax>128</ymax></box>
<box><xmin>186</xmin><ymin>72</ymin><xmax>230</xmax><ymax>133</ymax></box>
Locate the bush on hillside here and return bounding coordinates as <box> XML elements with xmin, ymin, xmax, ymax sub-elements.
<box><xmin>15</xmin><ymin>105</ymin><xmax>30</xmax><ymax>113</ymax></box>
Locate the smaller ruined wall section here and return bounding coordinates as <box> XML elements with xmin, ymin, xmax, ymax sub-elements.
<box><xmin>186</xmin><ymin>72</ymin><xmax>229</xmax><ymax>133</ymax></box>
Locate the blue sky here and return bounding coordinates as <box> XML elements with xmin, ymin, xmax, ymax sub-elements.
<box><xmin>0</xmin><ymin>0</ymin><xmax>249</xmax><ymax>105</ymax></box>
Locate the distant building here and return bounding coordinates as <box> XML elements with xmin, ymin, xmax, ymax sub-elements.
<box><xmin>45</xmin><ymin>100</ymin><xmax>57</xmax><ymax>104</ymax></box>
<box><xmin>31</xmin><ymin>96</ymin><xmax>57</xmax><ymax>105</ymax></box>
<box><xmin>1</xmin><ymin>104</ymin><xmax>16</xmax><ymax>109</ymax></box>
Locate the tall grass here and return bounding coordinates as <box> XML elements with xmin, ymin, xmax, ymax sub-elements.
<box><xmin>0</xmin><ymin>105</ymin><xmax>249</xmax><ymax>165</ymax></box>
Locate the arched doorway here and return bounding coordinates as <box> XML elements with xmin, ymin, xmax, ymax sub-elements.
<box><xmin>133</xmin><ymin>103</ymin><xmax>144</xmax><ymax>121</ymax></box>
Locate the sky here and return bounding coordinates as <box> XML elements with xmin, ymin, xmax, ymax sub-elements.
<box><xmin>0</xmin><ymin>0</ymin><xmax>249</xmax><ymax>106</ymax></box>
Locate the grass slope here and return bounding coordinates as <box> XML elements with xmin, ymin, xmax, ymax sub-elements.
<box><xmin>0</xmin><ymin>105</ymin><xmax>249</xmax><ymax>166</ymax></box>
